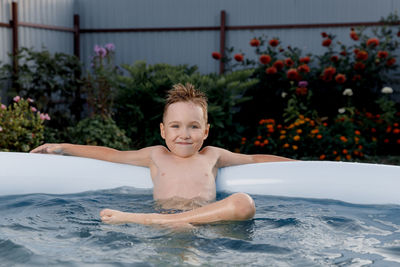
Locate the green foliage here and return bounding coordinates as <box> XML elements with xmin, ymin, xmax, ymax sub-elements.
<box><xmin>114</xmin><ymin>61</ymin><xmax>257</xmax><ymax>150</ymax></box>
<box><xmin>68</xmin><ymin>115</ymin><xmax>130</xmax><ymax>150</ymax></box>
<box><xmin>0</xmin><ymin>97</ymin><xmax>46</xmax><ymax>152</ymax></box>
<box><xmin>84</xmin><ymin>43</ymin><xmax>120</xmax><ymax>118</ymax></box>
<box><xmin>0</xmin><ymin>47</ymin><xmax>83</xmax><ymax>141</ymax></box>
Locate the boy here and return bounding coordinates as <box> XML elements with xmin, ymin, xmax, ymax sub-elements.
<box><xmin>31</xmin><ymin>83</ymin><xmax>293</xmax><ymax>227</ymax></box>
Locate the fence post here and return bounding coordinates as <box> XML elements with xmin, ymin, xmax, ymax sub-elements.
<box><xmin>11</xmin><ymin>2</ymin><xmax>19</xmax><ymax>84</ymax></box>
<box><xmin>219</xmin><ymin>10</ymin><xmax>226</xmax><ymax>75</ymax></box>
<box><xmin>73</xmin><ymin>14</ymin><xmax>80</xmax><ymax>59</ymax></box>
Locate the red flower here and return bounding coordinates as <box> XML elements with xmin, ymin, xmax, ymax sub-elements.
<box><xmin>335</xmin><ymin>73</ymin><xmax>346</xmax><ymax>84</ymax></box>
<box><xmin>273</xmin><ymin>60</ymin><xmax>284</xmax><ymax>70</ymax></box>
<box><xmin>285</xmin><ymin>58</ymin><xmax>294</xmax><ymax>67</ymax></box>
<box><xmin>269</xmin><ymin>39</ymin><xmax>279</xmax><ymax>47</ymax></box>
<box><xmin>287</xmin><ymin>68</ymin><xmax>299</xmax><ymax>80</ymax></box>
<box><xmin>353</xmin><ymin>48</ymin><xmax>360</xmax><ymax>55</ymax></box>
<box><xmin>211</xmin><ymin>52</ymin><xmax>222</xmax><ymax>60</ymax></box>
<box><xmin>330</xmin><ymin>55</ymin><xmax>339</xmax><ymax>63</ymax></box>
<box><xmin>299</xmin><ymin>56</ymin><xmax>310</xmax><ymax>64</ymax></box>
<box><xmin>386</xmin><ymin>58</ymin><xmax>396</xmax><ymax>66</ymax></box>
<box><xmin>356</xmin><ymin>51</ymin><xmax>368</xmax><ymax>61</ymax></box>
<box><xmin>340</xmin><ymin>51</ymin><xmax>347</xmax><ymax>56</ymax></box>
<box><xmin>266</xmin><ymin>66</ymin><xmax>277</xmax><ymax>75</ymax></box>
<box><xmin>297</xmin><ymin>64</ymin><xmax>310</xmax><ymax>73</ymax></box>
<box><xmin>322</xmin><ymin>38</ymin><xmax>332</xmax><ymax>47</ymax></box>
<box><xmin>250</xmin><ymin>38</ymin><xmax>260</xmax><ymax>47</ymax></box>
<box><xmin>234</xmin><ymin>54</ymin><xmax>244</xmax><ymax>62</ymax></box>
<box><xmin>323</xmin><ymin>66</ymin><xmax>336</xmax><ymax>76</ymax></box>
<box><xmin>259</xmin><ymin>54</ymin><xmax>271</xmax><ymax>64</ymax></box>
<box><xmin>350</xmin><ymin>30</ymin><xmax>359</xmax><ymax>41</ymax></box>
<box><xmin>398</xmin><ymin>31</ymin><xmax>400</xmax><ymax>37</ymax></box>
<box><xmin>295</xmin><ymin>87</ymin><xmax>308</xmax><ymax>95</ymax></box>
<box><xmin>366</xmin><ymin>38</ymin><xmax>379</xmax><ymax>47</ymax></box>
<box><xmin>378</xmin><ymin>51</ymin><xmax>388</xmax><ymax>59</ymax></box>
<box><xmin>321</xmin><ymin>32</ymin><xmax>328</xmax><ymax>38</ymax></box>
<box><xmin>354</xmin><ymin>62</ymin><xmax>365</xmax><ymax>70</ymax></box>
<box><xmin>352</xmin><ymin>74</ymin><xmax>362</xmax><ymax>81</ymax></box>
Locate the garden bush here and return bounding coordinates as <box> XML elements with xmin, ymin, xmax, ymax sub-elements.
<box><xmin>0</xmin><ymin>47</ymin><xmax>83</xmax><ymax>142</ymax></box>
<box><xmin>0</xmin><ymin>96</ymin><xmax>49</xmax><ymax>152</ymax></box>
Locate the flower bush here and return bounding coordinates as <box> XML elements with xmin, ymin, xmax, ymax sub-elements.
<box><xmin>84</xmin><ymin>43</ymin><xmax>120</xmax><ymax>118</ymax></box>
<box><xmin>213</xmin><ymin>14</ymin><xmax>400</xmax><ymax>159</ymax></box>
<box><xmin>0</xmin><ymin>96</ymin><xmax>49</xmax><ymax>152</ymax></box>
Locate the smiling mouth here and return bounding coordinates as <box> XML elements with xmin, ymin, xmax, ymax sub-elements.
<box><xmin>176</xmin><ymin>142</ymin><xmax>192</xmax><ymax>145</ymax></box>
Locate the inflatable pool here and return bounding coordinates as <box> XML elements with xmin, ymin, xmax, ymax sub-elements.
<box><xmin>1</xmin><ymin>152</ymin><xmax>399</xmax><ymax>205</ymax></box>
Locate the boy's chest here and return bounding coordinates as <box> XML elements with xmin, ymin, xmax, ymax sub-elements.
<box><xmin>150</xmin><ymin>156</ymin><xmax>218</xmax><ymax>200</ymax></box>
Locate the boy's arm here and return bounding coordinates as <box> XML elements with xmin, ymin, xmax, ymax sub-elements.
<box><xmin>30</xmin><ymin>143</ymin><xmax>154</xmax><ymax>167</ymax></box>
<box><xmin>213</xmin><ymin>147</ymin><xmax>295</xmax><ymax>168</ymax></box>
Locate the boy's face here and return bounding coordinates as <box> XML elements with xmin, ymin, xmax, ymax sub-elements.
<box><xmin>160</xmin><ymin>101</ymin><xmax>209</xmax><ymax>158</ymax></box>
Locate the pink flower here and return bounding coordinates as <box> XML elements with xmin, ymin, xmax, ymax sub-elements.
<box><xmin>1</xmin><ymin>104</ymin><xmax>6</xmax><ymax>110</ymax></box>
<box><xmin>13</xmin><ymin>96</ymin><xmax>21</xmax><ymax>102</ymax></box>
<box><xmin>31</xmin><ymin>107</ymin><xmax>37</xmax><ymax>112</ymax></box>
<box><xmin>94</xmin><ymin>45</ymin><xmax>107</xmax><ymax>58</ymax></box>
<box><xmin>39</xmin><ymin>113</ymin><xmax>51</xmax><ymax>121</ymax></box>
<box><xmin>0</xmin><ymin>126</ymin><xmax>2</xmax><ymax>132</ymax></box>
<box><xmin>104</xmin><ymin>43</ymin><xmax>115</xmax><ymax>51</ymax></box>
<box><xmin>27</xmin><ymin>98</ymin><xmax>34</xmax><ymax>103</ymax></box>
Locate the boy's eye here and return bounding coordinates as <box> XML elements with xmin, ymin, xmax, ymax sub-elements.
<box><xmin>171</xmin><ymin>125</ymin><xmax>179</xmax><ymax>128</ymax></box>
<box><xmin>191</xmin><ymin>125</ymin><xmax>199</xmax><ymax>129</ymax></box>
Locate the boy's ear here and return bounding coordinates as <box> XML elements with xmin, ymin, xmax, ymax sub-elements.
<box><xmin>203</xmin><ymin>123</ymin><xmax>210</xmax><ymax>140</ymax></box>
<box><xmin>160</xmin><ymin>123</ymin><xmax>166</xmax><ymax>139</ymax></box>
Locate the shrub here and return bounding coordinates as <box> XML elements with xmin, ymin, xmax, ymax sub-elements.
<box><xmin>68</xmin><ymin>115</ymin><xmax>130</xmax><ymax>150</ymax></box>
<box><xmin>114</xmin><ymin>61</ymin><xmax>257</xmax><ymax>150</ymax></box>
<box><xmin>0</xmin><ymin>47</ymin><xmax>84</xmax><ymax>141</ymax></box>
<box><xmin>0</xmin><ymin>96</ymin><xmax>48</xmax><ymax>152</ymax></box>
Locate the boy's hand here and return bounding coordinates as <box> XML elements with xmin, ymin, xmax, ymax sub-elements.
<box><xmin>30</xmin><ymin>143</ymin><xmax>64</xmax><ymax>154</ymax></box>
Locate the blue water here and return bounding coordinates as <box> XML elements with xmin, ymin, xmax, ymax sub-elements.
<box><xmin>1</xmin><ymin>188</ymin><xmax>400</xmax><ymax>266</ymax></box>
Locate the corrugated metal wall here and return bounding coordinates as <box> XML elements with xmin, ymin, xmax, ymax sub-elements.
<box><xmin>76</xmin><ymin>0</ymin><xmax>400</xmax><ymax>74</ymax></box>
<box><xmin>1</xmin><ymin>0</ymin><xmax>400</xmax><ymax>74</ymax></box>
<box><xmin>0</xmin><ymin>0</ymin><xmax>74</xmax><ymax>65</ymax></box>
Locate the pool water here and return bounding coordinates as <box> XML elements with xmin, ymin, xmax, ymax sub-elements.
<box><xmin>1</xmin><ymin>187</ymin><xmax>400</xmax><ymax>266</ymax></box>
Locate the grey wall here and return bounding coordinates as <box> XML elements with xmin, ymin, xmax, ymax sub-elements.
<box><xmin>1</xmin><ymin>0</ymin><xmax>400</xmax><ymax>74</ymax></box>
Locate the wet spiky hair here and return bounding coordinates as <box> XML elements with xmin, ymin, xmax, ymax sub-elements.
<box><xmin>163</xmin><ymin>83</ymin><xmax>208</xmax><ymax>122</ymax></box>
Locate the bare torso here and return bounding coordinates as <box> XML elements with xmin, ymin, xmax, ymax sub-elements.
<box><xmin>149</xmin><ymin>146</ymin><xmax>219</xmax><ymax>205</ymax></box>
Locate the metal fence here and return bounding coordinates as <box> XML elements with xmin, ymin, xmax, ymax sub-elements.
<box><xmin>1</xmin><ymin>0</ymin><xmax>400</xmax><ymax>76</ymax></box>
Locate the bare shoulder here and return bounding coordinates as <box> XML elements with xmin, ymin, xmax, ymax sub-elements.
<box><xmin>199</xmin><ymin>146</ymin><xmax>223</xmax><ymax>156</ymax></box>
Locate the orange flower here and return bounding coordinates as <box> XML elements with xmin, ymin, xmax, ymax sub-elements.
<box><xmin>287</xmin><ymin>69</ymin><xmax>299</xmax><ymax>80</ymax></box>
<box><xmin>299</xmin><ymin>56</ymin><xmax>310</xmax><ymax>64</ymax></box>
<box><xmin>335</xmin><ymin>74</ymin><xmax>346</xmax><ymax>84</ymax></box>
<box><xmin>250</xmin><ymin>38</ymin><xmax>260</xmax><ymax>47</ymax></box>
<box><xmin>260</xmin><ymin>54</ymin><xmax>271</xmax><ymax>64</ymax></box>
<box><xmin>311</xmin><ymin>129</ymin><xmax>319</xmax><ymax>134</ymax></box>
<box><xmin>333</xmin><ymin>151</ymin><xmax>338</xmax><ymax>155</ymax></box>
<box><xmin>285</xmin><ymin>58</ymin><xmax>294</xmax><ymax>67</ymax></box>
<box><xmin>269</xmin><ymin>39</ymin><xmax>279</xmax><ymax>47</ymax></box>
<box><xmin>292</xmin><ymin>145</ymin><xmax>298</xmax><ymax>150</ymax></box>
<box><xmin>283</xmin><ymin>143</ymin><xmax>290</xmax><ymax>148</ymax></box>
<box><xmin>386</xmin><ymin>58</ymin><xmax>396</xmax><ymax>67</ymax></box>
<box><xmin>366</xmin><ymin>38</ymin><xmax>379</xmax><ymax>47</ymax></box>
<box><xmin>266</xmin><ymin>66</ymin><xmax>278</xmax><ymax>75</ymax></box>
<box><xmin>350</xmin><ymin>30</ymin><xmax>359</xmax><ymax>41</ymax></box>
<box><xmin>354</xmin><ymin>62</ymin><xmax>365</xmax><ymax>70</ymax></box>
<box><xmin>354</xmin><ymin>130</ymin><xmax>361</xmax><ymax>135</ymax></box>
<box><xmin>273</xmin><ymin>60</ymin><xmax>284</xmax><ymax>70</ymax></box>
<box><xmin>340</xmin><ymin>136</ymin><xmax>348</xmax><ymax>142</ymax></box>
<box><xmin>319</xmin><ymin>154</ymin><xmax>326</xmax><ymax>160</ymax></box>
<box><xmin>378</xmin><ymin>51</ymin><xmax>388</xmax><ymax>59</ymax></box>
<box><xmin>342</xmin><ymin>149</ymin><xmax>348</xmax><ymax>154</ymax></box>
<box><xmin>280</xmin><ymin>135</ymin><xmax>286</xmax><ymax>140</ymax></box>
<box><xmin>394</xmin><ymin>123</ymin><xmax>399</xmax><ymax>127</ymax></box>
<box><xmin>263</xmin><ymin>139</ymin><xmax>269</xmax><ymax>145</ymax></box>
<box><xmin>322</xmin><ymin>39</ymin><xmax>332</xmax><ymax>47</ymax></box>
<box><xmin>297</xmin><ymin>64</ymin><xmax>310</xmax><ymax>73</ymax></box>
<box><xmin>356</xmin><ymin>51</ymin><xmax>368</xmax><ymax>61</ymax></box>
<box><xmin>394</xmin><ymin>129</ymin><xmax>400</xmax><ymax>134</ymax></box>
<box><xmin>358</xmin><ymin>145</ymin><xmax>363</xmax><ymax>150</ymax></box>
<box><xmin>293</xmin><ymin>135</ymin><xmax>300</xmax><ymax>141</ymax></box>
<box><xmin>296</xmin><ymin>129</ymin><xmax>303</xmax><ymax>134</ymax></box>
<box><xmin>234</xmin><ymin>54</ymin><xmax>244</xmax><ymax>62</ymax></box>
<box><xmin>335</xmin><ymin>156</ymin><xmax>341</xmax><ymax>161</ymax></box>
<box><xmin>257</xmin><ymin>135</ymin><xmax>262</xmax><ymax>139</ymax></box>
<box><xmin>346</xmin><ymin>155</ymin><xmax>351</xmax><ymax>160</ymax></box>
<box><xmin>254</xmin><ymin>140</ymin><xmax>261</xmax><ymax>146</ymax></box>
